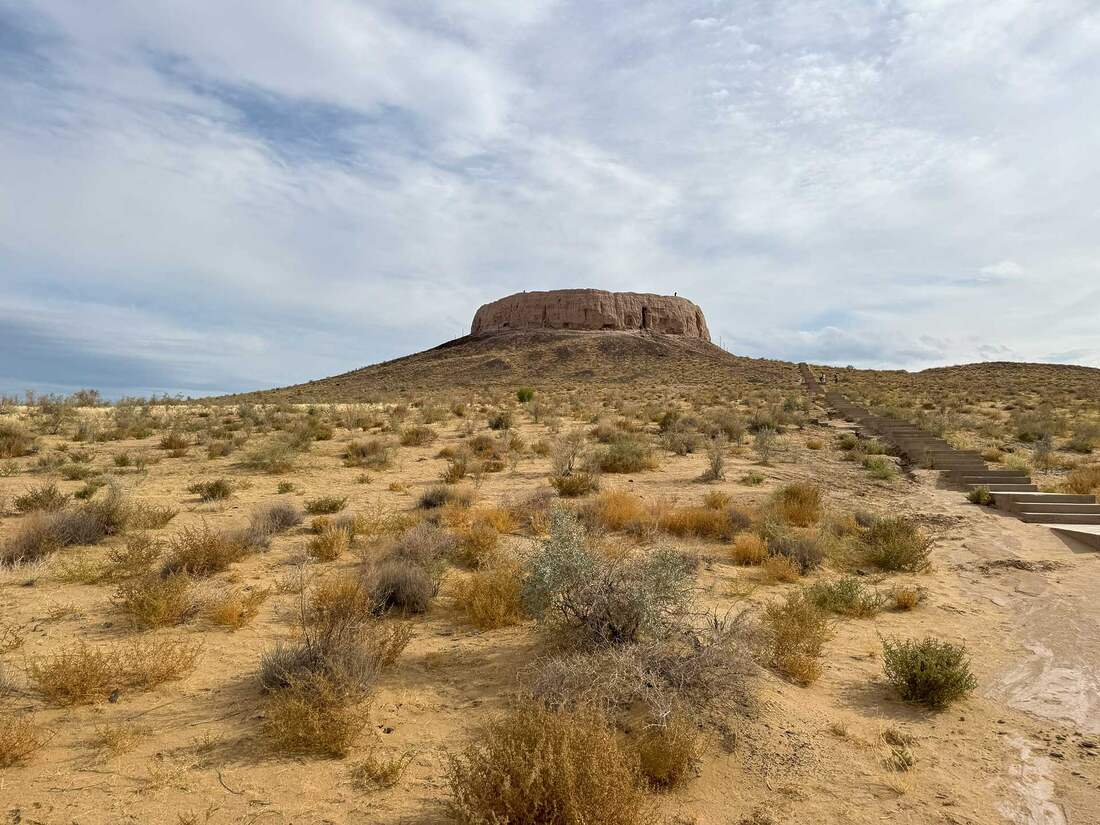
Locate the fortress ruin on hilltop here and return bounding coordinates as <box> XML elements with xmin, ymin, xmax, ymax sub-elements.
<box><xmin>470</xmin><ymin>289</ymin><xmax>710</xmax><ymax>342</ymax></box>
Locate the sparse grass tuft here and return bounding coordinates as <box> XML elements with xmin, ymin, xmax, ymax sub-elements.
<box><xmin>882</xmin><ymin>637</ymin><xmax>977</xmax><ymax>708</ymax></box>
<box><xmin>205</xmin><ymin>587</ymin><xmax>270</xmax><ymax>629</ymax></box>
<box><xmin>0</xmin><ymin>715</ymin><xmax>48</xmax><ymax>768</ymax></box>
<box><xmin>731</xmin><ymin>533</ymin><xmax>767</xmax><ymax>565</ymax></box>
<box><xmin>770</xmin><ymin>482</ymin><xmax>822</xmax><ymax>527</ymax></box>
<box><xmin>761</xmin><ymin>553</ymin><xmax>800</xmax><ymax>583</ymax></box>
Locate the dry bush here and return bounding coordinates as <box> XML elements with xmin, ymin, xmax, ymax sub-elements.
<box><xmin>635</xmin><ymin>714</ymin><xmax>701</xmax><ymax>790</ymax></box>
<box><xmin>882</xmin><ymin>637</ymin><xmax>977</xmax><ymax>709</ymax></box>
<box><xmin>344</xmin><ymin>439</ymin><xmax>392</xmax><ymax>469</ymax></box>
<box><xmin>700</xmin><ymin>437</ymin><xmax>726</xmax><ymax>481</ymax></box>
<box><xmin>187</xmin><ymin>478</ymin><xmax>233</xmax><ymax>502</ymax></box>
<box><xmin>586</xmin><ymin>490</ymin><xmax>649</xmax><ymax>533</ymax></box>
<box><xmin>2</xmin><ymin>489</ymin><xmax>131</xmax><ymax>565</ymax></box>
<box><xmin>549</xmin><ymin>471</ymin><xmax>600</xmax><ymax>497</ymax></box>
<box><xmin>446</xmin><ymin>704</ymin><xmax>650</xmax><ymax>825</ymax></box>
<box><xmin>263</xmin><ymin>671</ymin><xmax>370</xmax><ymax>757</ymax></box>
<box><xmin>244</xmin><ymin>499</ymin><xmax>303</xmax><ymax>546</ymax></box>
<box><xmin>0</xmin><ymin>419</ymin><xmax>36</xmax><ymax>458</ymax></box>
<box><xmin>112</xmin><ymin>572</ymin><xmax>199</xmax><ymax>628</ymax></box>
<box><xmin>0</xmin><ymin>715</ymin><xmax>48</xmax><ymax>768</ymax></box>
<box><xmin>806</xmin><ymin>577</ymin><xmax>885</xmax><ymax>618</ymax></box>
<box><xmin>104</xmin><ymin>533</ymin><xmax>161</xmax><ymax>579</ymax></box>
<box><xmin>770</xmin><ymin>482</ymin><xmax>822</xmax><ymax>527</ymax></box>
<box><xmin>206</xmin><ymin>587</ymin><xmax>270</xmax><ymax>629</ymax></box>
<box><xmin>14</xmin><ymin>482</ymin><xmax>69</xmax><ymax>513</ymax></box>
<box><xmin>128</xmin><ymin>500</ymin><xmax>178</xmax><ymax>529</ymax></box>
<box><xmin>453</xmin><ymin>562</ymin><xmax>526</xmax><ymax>629</ymax></box>
<box><xmin>522</xmin><ymin>509</ymin><xmax>694</xmax><ymax>647</ymax></box>
<box><xmin>657</xmin><ymin>505</ymin><xmax>737</xmax><ymax>541</ymax></box>
<box><xmin>241</xmin><ymin>436</ymin><xmax>300</xmax><ymax>473</ymax></box>
<box><xmin>305</xmin><ymin>495</ymin><xmax>348</xmax><ymax>515</ymax></box>
<box><xmin>28</xmin><ymin>638</ymin><xmax>200</xmax><ymax>705</ymax></box>
<box><xmin>160</xmin><ymin>523</ymin><xmax>249</xmax><ymax>577</ymax></box>
<box><xmin>731</xmin><ymin>533</ymin><xmax>767</xmax><ymax>565</ymax></box>
<box><xmin>765</xmin><ymin>529</ymin><xmax>825</xmax><ymax>572</ymax></box>
<box><xmin>158</xmin><ymin>431</ymin><xmax>189</xmax><ymax>451</ymax></box>
<box><xmin>531</xmin><ymin>617</ymin><xmax>757</xmax><ymax>723</ymax></box>
<box><xmin>453</xmin><ymin>521</ymin><xmax>500</xmax><ymax>568</ymax></box>
<box><xmin>348</xmin><ymin>746</ymin><xmax>415</xmax><ymax>790</ymax></box>
<box><xmin>1</xmin><ymin>623</ymin><xmax>23</xmax><ymax>653</ymax></box>
<box><xmin>87</xmin><ymin>719</ymin><xmax>147</xmax><ymax>762</ymax></box>
<box><xmin>419</xmin><ymin>483</ymin><xmax>474</xmax><ymax>509</ymax></box>
<box><xmin>596</xmin><ymin>439</ymin><xmax>657</xmax><ymax>474</ymax></box>
<box><xmin>763</xmin><ymin>590</ymin><xmax>831</xmax><ymax>685</ymax></box>
<box><xmin>400</xmin><ymin>425</ymin><xmax>437</xmax><ymax>446</ymax></box>
<box><xmin>860</xmin><ymin>518</ymin><xmax>932</xmax><ymax>572</ymax></box>
<box><xmin>890</xmin><ymin>586</ymin><xmax>924</xmax><ymax>611</ymax></box>
<box><xmin>1065</xmin><ymin>464</ymin><xmax>1100</xmax><ymax>495</ymax></box>
<box><xmin>307</xmin><ymin>524</ymin><xmax>350</xmax><ymax>562</ymax></box>
<box><xmin>365</xmin><ymin>558</ymin><xmax>438</xmax><ymax>614</ymax></box>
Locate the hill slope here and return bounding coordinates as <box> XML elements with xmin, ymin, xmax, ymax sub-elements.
<box><xmin>221</xmin><ymin>330</ymin><xmax>801</xmax><ymax>403</ymax></box>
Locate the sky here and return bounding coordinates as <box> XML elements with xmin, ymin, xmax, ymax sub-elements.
<box><xmin>2</xmin><ymin>1</ymin><xmax>1099</xmax><ymax>398</ymax></box>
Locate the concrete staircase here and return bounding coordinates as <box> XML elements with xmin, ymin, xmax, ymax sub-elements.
<box><xmin>798</xmin><ymin>365</ymin><xmax>1100</xmax><ymax>549</ymax></box>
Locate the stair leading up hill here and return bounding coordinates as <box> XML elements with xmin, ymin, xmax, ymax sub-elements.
<box><xmin>797</xmin><ymin>364</ymin><xmax>1100</xmax><ymax>549</ymax></box>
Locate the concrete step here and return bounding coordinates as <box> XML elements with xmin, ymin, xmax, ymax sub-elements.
<box><xmin>973</xmin><ymin>483</ymin><xmax>1039</xmax><ymax>492</ymax></box>
<box><xmin>993</xmin><ymin>492</ymin><xmax>1096</xmax><ymax>507</ymax></box>
<box><xmin>1012</xmin><ymin>503</ymin><xmax>1100</xmax><ymax>514</ymax></box>
<box><xmin>1019</xmin><ymin>512</ymin><xmax>1100</xmax><ymax>524</ymax></box>
<box><xmin>1050</xmin><ymin>526</ymin><xmax>1100</xmax><ymax>550</ymax></box>
<box><xmin>954</xmin><ymin>474</ymin><xmax>1032</xmax><ymax>484</ymax></box>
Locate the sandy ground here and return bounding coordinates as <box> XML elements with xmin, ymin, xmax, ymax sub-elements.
<box><xmin>1</xmin><ymin>409</ymin><xmax>1098</xmax><ymax>824</ymax></box>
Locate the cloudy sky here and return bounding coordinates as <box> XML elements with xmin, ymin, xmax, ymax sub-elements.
<box><xmin>2</xmin><ymin>1</ymin><xmax>1099</xmax><ymax>398</ymax></box>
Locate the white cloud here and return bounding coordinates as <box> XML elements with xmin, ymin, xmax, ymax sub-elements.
<box><xmin>0</xmin><ymin>0</ymin><xmax>1098</xmax><ymax>396</ymax></box>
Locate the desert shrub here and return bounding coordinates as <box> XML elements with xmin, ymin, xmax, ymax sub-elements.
<box><xmin>806</xmin><ymin>437</ymin><xmax>824</xmax><ymax>450</ymax></box>
<box><xmin>586</xmin><ymin>490</ymin><xmax>648</xmax><ymax>533</ymax></box>
<box><xmin>635</xmin><ymin>714</ymin><xmax>701</xmax><ymax>790</ymax></box>
<box><xmin>967</xmin><ymin>486</ymin><xmax>993</xmax><ymax>506</ymax></box>
<box><xmin>766</xmin><ymin>530</ymin><xmax>824</xmax><ymax>572</ymax></box>
<box><xmin>770</xmin><ymin>482</ymin><xmax>822</xmax><ymax>527</ymax></box>
<box><xmin>419</xmin><ymin>483</ymin><xmax>472</xmax><ymax>509</ymax></box>
<box><xmin>59</xmin><ymin>462</ymin><xmax>96</xmax><ymax>481</ymax></box>
<box><xmin>206</xmin><ymin>439</ymin><xmax>235</xmax><ymax>459</ymax></box>
<box><xmin>241</xmin><ymin>436</ymin><xmax>300</xmax><ymax>473</ymax></box>
<box><xmin>248</xmin><ymin>500</ymin><xmax>303</xmax><ymax>539</ymax></box>
<box><xmin>753</xmin><ymin>427</ymin><xmax>777</xmax><ymax>464</ymax></box>
<box><xmin>806</xmin><ymin>577</ymin><xmax>885</xmax><ymax>618</ymax></box>
<box><xmin>366</xmin><ymin>558</ymin><xmax>438</xmax><ymax>614</ymax></box>
<box><xmin>549</xmin><ymin>471</ymin><xmax>600</xmax><ymax>497</ymax></box>
<box><xmin>307</xmin><ymin>524</ymin><xmax>350</xmax><ymax>562</ymax></box>
<box><xmin>0</xmin><ymin>715</ymin><xmax>48</xmax><ymax>768</ymax></box>
<box><xmin>262</xmin><ymin>671</ymin><xmax>370</xmax><ymax>757</ymax></box>
<box><xmin>657</xmin><ymin>506</ymin><xmax>737</xmax><ymax>541</ymax></box>
<box><xmin>882</xmin><ymin>637</ymin><xmax>977</xmax><ymax>709</ymax></box>
<box><xmin>731</xmin><ymin>533</ymin><xmax>767</xmax><ymax>565</ymax></box>
<box><xmin>206</xmin><ymin>587</ymin><xmax>270</xmax><ymax>629</ymax></box>
<box><xmin>761</xmin><ymin>553</ymin><xmax>800</xmax><ymax>583</ymax></box>
<box><xmin>453</xmin><ymin>562</ymin><xmax>526</xmax><ymax>629</ymax></box>
<box><xmin>126</xmin><ymin>500</ymin><xmax>178</xmax><ymax>530</ymax></box>
<box><xmin>701</xmin><ymin>437</ymin><xmax>726</xmax><ymax>481</ymax></box>
<box><xmin>741</xmin><ymin>471</ymin><xmax>764</xmax><ymax>486</ymax></box>
<box><xmin>522</xmin><ymin>509</ymin><xmax>693</xmax><ymax>647</ymax></box>
<box><xmin>1065</xmin><ymin>464</ymin><xmax>1100</xmax><ymax>495</ymax></box>
<box><xmin>446</xmin><ymin>704</ymin><xmax>650</xmax><ymax>825</ymax></box>
<box><xmin>862</xmin><ymin>455</ymin><xmax>896</xmax><ymax>480</ymax></box>
<box><xmin>661</xmin><ymin>427</ymin><xmax>701</xmax><ymax>456</ymax></box>
<box><xmin>454</xmin><ymin>521</ymin><xmax>500</xmax><ymax>568</ymax></box>
<box><xmin>487</xmin><ymin>409</ymin><xmax>514</xmax><ymax>431</ymax></box>
<box><xmin>103</xmin><ymin>534</ymin><xmax>161</xmax><ymax>579</ymax></box>
<box><xmin>860</xmin><ymin>518</ymin><xmax>932</xmax><ymax>572</ymax></box>
<box><xmin>187</xmin><ymin>478</ymin><xmax>233</xmax><ymax>502</ymax></box>
<box><xmin>516</xmin><ymin>387</ymin><xmax>535</xmax><ymax>403</ymax></box>
<box><xmin>763</xmin><ymin>590</ymin><xmax>831</xmax><ymax>685</ymax></box>
<box><xmin>0</xmin><ymin>420</ymin><xmax>36</xmax><ymax>458</ymax></box>
<box><xmin>597</xmin><ymin>439</ymin><xmax>656</xmax><ymax>474</ymax></box>
<box><xmin>304</xmin><ymin>495</ymin><xmax>348</xmax><ymax>515</ymax></box>
<box><xmin>1065</xmin><ymin>424</ymin><xmax>1100</xmax><ymax>454</ymax></box>
<box><xmin>532</xmin><ymin>616</ymin><xmax>756</xmax><ymax>722</ymax></box>
<box><xmin>28</xmin><ymin>638</ymin><xmax>200</xmax><ymax>705</ymax></box>
<box><xmin>399</xmin><ymin>425</ymin><xmax>437</xmax><ymax>446</ymax></box>
<box><xmin>14</xmin><ymin>482</ymin><xmax>69</xmax><ymax>513</ymax></box>
<box><xmin>160</xmin><ymin>523</ymin><xmax>249</xmax><ymax>577</ymax></box>
<box><xmin>277</xmin><ymin>481</ymin><xmax>295</xmax><ymax>493</ymax></box>
<box><xmin>890</xmin><ymin>586</ymin><xmax>924</xmax><ymax>611</ymax></box>
<box><xmin>112</xmin><ymin>572</ymin><xmax>199</xmax><ymax>628</ymax></box>
<box><xmin>348</xmin><ymin>747</ymin><xmax>415</xmax><ymax>791</ymax></box>
<box><xmin>1</xmin><ymin>492</ymin><xmax>129</xmax><ymax>565</ymax></box>
<box><xmin>158</xmin><ymin>431</ymin><xmax>189</xmax><ymax>451</ymax></box>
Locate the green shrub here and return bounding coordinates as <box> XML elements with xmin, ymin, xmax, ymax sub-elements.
<box><xmin>862</xmin><ymin>455</ymin><xmax>896</xmax><ymax>480</ymax></box>
<box><xmin>967</xmin><ymin>486</ymin><xmax>993</xmax><ymax>506</ymax></box>
<box><xmin>304</xmin><ymin>495</ymin><xmax>348</xmax><ymax>515</ymax></box>
<box><xmin>487</xmin><ymin>410</ymin><xmax>514</xmax><ymax>431</ymax></box>
<box><xmin>516</xmin><ymin>387</ymin><xmax>535</xmax><ymax>403</ymax></box>
<box><xmin>522</xmin><ymin>509</ymin><xmax>693</xmax><ymax>646</ymax></box>
<box><xmin>549</xmin><ymin>472</ymin><xmax>600</xmax><ymax>497</ymax></box>
<box><xmin>882</xmin><ymin>637</ymin><xmax>977</xmax><ymax>708</ymax></box>
<box><xmin>597</xmin><ymin>439</ymin><xmax>656</xmax><ymax>473</ymax></box>
<box><xmin>343</xmin><ymin>439</ymin><xmax>392</xmax><ymax>469</ymax></box>
<box><xmin>14</xmin><ymin>482</ymin><xmax>69</xmax><ymax>513</ymax></box>
<box><xmin>187</xmin><ymin>478</ymin><xmax>233</xmax><ymax>502</ymax></box>
<box><xmin>860</xmin><ymin>518</ymin><xmax>932</xmax><ymax>572</ymax></box>
<box><xmin>399</xmin><ymin>425</ymin><xmax>437</xmax><ymax>447</ymax></box>
<box><xmin>806</xmin><ymin>577</ymin><xmax>885</xmax><ymax>618</ymax></box>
